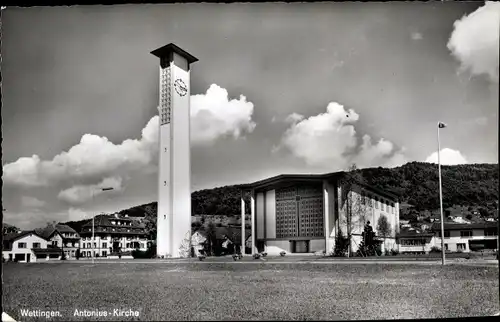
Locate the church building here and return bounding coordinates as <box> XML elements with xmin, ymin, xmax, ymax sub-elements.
<box><xmin>239</xmin><ymin>171</ymin><xmax>400</xmax><ymax>256</ymax></box>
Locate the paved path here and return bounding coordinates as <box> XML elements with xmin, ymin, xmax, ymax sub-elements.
<box><xmin>31</xmin><ymin>257</ymin><xmax>499</xmax><ymax>267</ymax></box>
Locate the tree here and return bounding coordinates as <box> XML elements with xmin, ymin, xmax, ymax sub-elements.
<box><xmin>206</xmin><ymin>222</ymin><xmax>217</xmax><ymax>256</ymax></box>
<box><xmin>3</xmin><ymin>223</ymin><xmax>20</xmax><ymax>235</ymax></box>
<box><xmin>340</xmin><ymin>164</ymin><xmax>370</xmax><ymax>257</ymax></box>
<box><xmin>357</xmin><ymin>222</ymin><xmax>377</xmax><ymax>257</ymax></box>
<box><xmin>376</xmin><ymin>215</ymin><xmax>392</xmax><ymax>253</ymax></box>
<box><xmin>479</xmin><ymin>207</ymin><xmax>490</xmax><ymax>218</ymax></box>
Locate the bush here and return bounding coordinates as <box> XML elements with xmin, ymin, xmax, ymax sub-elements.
<box><xmin>391</xmin><ymin>249</ymin><xmax>399</xmax><ymax>256</ymax></box>
<box><xmin>430</xmin><ymin>246</ymin><xmax>441</xmax><ymax>253</ymax></box>
<box><xmin>132</xmin><ymin>248</ymin><xmax>156</xmax><ymax>259</ymax></box>
<box><xmin>198</xmin><ymin>255</ymin><xmax>206</xmax><ymax>261</ymax></box>
<box><xmin>253</xmin><ymin>253</ymin><xmax>261</xmax><ymax>259</ymax></box>
<box><xmin>333</xmin><ymin>230</ymin><xmax>349</xmax><ymax>257</ymax></box>
<box><xmin>280</xmin><ymin>251</ymin><xmax>286</xmax><ymax>257</ymax></box>
<box><xmin>261</xmin><ymin>252</ymin><xmax>267</xmax><ymax>257</ymax></box>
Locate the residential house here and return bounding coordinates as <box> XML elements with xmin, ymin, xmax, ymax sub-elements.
<box><xmin>219</xmin><ymin>225</ymin><xmax>252</xmax><ymax>255</ymax></box>
<box><xmin>447</xmin><ymin>215</ymin><xmax>471</xmax><ymax>224</ymax></box>
<box><xmin>35</xmin><ymin>224</ymin><xmax>81</xmax><ymax>259</ymax></box>
<box><xmin>79</xmin><ymin>213</ymin><xmax>148</xmax><ymax>258</ymax></box>
<box><xmin>2</xmin><ymin>231</ymin><xmax>62</xmax><ymax>262</ymax></box>
<box><xmin>191</xmin><ymin>226</ymin><xmax>252</xmax><ymax>256</ymax></box>
<box><xmin>399</xmin><ymin>220</ymin><xmax>411</xmax><ymax>228</ymax></box>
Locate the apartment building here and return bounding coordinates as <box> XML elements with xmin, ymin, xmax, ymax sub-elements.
<box><xmin>79</xmin><ymin>214</ymin><xmax>149</xmax><ymax>258</ymax></box>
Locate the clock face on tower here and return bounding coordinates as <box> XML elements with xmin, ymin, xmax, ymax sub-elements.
<box><xmin>174</xmin><ymin>79</ymin><xmax>188</xmax><ymax>97</ymax></box>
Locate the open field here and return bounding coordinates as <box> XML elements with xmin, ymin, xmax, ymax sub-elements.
<box><xmin>3</xmin><ymin>261</ymin><xmax>499</xmax><ymax>321</ymax></box>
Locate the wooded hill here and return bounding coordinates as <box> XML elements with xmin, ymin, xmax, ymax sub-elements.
<box><xmin>62</xmin><ymin>162</ymin><xmax>498</xmax><ymax>233</ymax></box>
<box><xmin>115</xmin><ymin>162</ymin><xmax>499</xmax><ymax>217</ymax></box>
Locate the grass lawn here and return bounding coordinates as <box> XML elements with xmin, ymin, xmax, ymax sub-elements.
<box><xmin>3</xmin><ymin>262</ymin><xmax>499</xmax><ymax>321</ymax></box>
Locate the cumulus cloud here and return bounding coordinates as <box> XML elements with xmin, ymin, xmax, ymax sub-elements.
<box><xmin>67</xmin><ymin>207</ymin><xmax>90</xmax><ymax>222</ymax></box>
<box><xmin>447</xmin><ymin>1</ymin><xmax>500</xmax><ymax>83</ymax></box>
<box><xmin>21</xmin><ymin>196</ymin><xmax>46</xmax><ymax>209</ymax></box>
<box><xmin>354</xmin><ymin>135</ymin><xmax>407</xmax><ymax>168</ymax></box>
<box><xmin>411</xmin><ymin>32</ymin><xmax>423</xmax><ymax>41</ymax></box>
<box><xmin>284</xmin><ymin>113</ymin><xmax>305</xmax><ymax>124</ymax></box>
<box><xmin>425</xmin><ymin>148</ymin><xmax>468</xmax><ymax>165</ymax></box>
<box><xmin>190</xmin><ymin>84</ymin><xmax>256</xmax><ymax>145</ymax></box>
<box><xmin>3</xmin><ymin>84</ymin><xmax>256</xmax><ymax>189</ymax></box>
<box><xmin>4</xmin><ymin>207</ymin><xmax>91</xmax><ymax>230</ymax></box>
<box><xmin>58</xmin><ymin>176</ymin><xmax>123</xmax><ymax>205</ymax></box>
<box><xmin>277</xmin><ymin>102</ymin><xmax>406</xmax><ymax>170</ymax></box>
<box><xmin>3</xmin><ymin>119</ymin><xmax>157</xmax><ymax>188</ymax></box>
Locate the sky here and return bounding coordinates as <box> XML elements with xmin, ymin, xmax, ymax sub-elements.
<box><xmin>2</xmin><ymin>2</ymin><xmax>499</xmax><ymax>229</ymax></box>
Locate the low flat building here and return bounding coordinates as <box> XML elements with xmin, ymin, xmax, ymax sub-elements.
<box><xmin>79</xmin><ymin>214</ymin><xmax>149</xmax><ymax>258</ymax></box>
<box><xmin>396</xmin><ymin>222</ymin><xmax>498</xmax><ymax>253</ymax></box>
<box><xmin>239</xmin><ymin>171</ymin><xmax>401</xmax><ymax>256</ymax></box>
<box><xmin>2</xmin><ymin>231</ymin><xmax>62</xmax><ymax>262</ymax></box>
<box><xmin>431</xmin><ymin>222</ymin><xmax>498</xmax><ymax>252</ymax></box>
<box><xmin>397</xmin><ymin>231</ymin><xmax>436</xmax><ymax>254</ymax></box>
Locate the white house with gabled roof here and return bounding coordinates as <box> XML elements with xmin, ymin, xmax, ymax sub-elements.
<box><xmin>2</xmin><ymin>231</ymin><xmax>63</xmax><ymax>262</ymax></box>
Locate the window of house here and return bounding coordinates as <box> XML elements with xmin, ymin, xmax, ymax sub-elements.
<box><xmin>32</xmin><ymin>242</ymin><xmax>41</xmax><ymax>248</ymax></box>
<box><xmin>444</xmin><ymin>244</ymin><xmax>449</xmax><ymax>251</ymax></box>
<box><xmin>82</xmin><ymin>244</ymin><xmax>85</xmax><ymax>249</ymax></box>
<box><xmin>460</xmin><ymin>230</ymin><xmax>472</xmax><ymax>238</ymax></box>
<box><xmin>52</xmin><ymin>241</ymin><xmax>58</xmax><ymax>246</ymax></box>
<box><xmin>438</xmin><ymin>231</ymin><xmax>450</xmax><ymax>238</ymax></box>
<box><xmin>102</xmin><ymin>251</ymin><xmax>107</xmax><ymax>257</ymax></box>
<box><xmin>93</xmin><ymin>243</ymin><xmax>97</xmax><ymax>248</ymax></box>
<box><xmin>375</xmin><ymin>198</ymin><xmax>379</xmax><ymax>209</ymax></box>
<box><xmin>18</xmin><ymin>242</ymin><xmax>27</xmax><ymax>248</ymax></box>
<box><xmin>457</xmin><ymin>243</ymin><xmax>466</xmax><ymax>251</ymax></box>
<box><xmin>485</xmin><ymin>228</ymin><xmax>497</xmax><ymax>236</ymax></box>
<box><xmin>102</xmin><ymin>242</ymin><xmax>107</xmax><ymax>248</ymax></box>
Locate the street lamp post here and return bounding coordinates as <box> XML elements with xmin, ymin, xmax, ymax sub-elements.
<box><xmin>91</xmin><ymin>187</ymin><xmax>114</xmax><ymax>264</ymax></box>
<box><xmin>437</xmin><ymin>122</ymin><xmax>447</xmax><ymax>266</ymax></box>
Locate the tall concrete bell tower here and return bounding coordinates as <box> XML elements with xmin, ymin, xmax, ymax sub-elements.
<box><xmin>151</xmin><ymin>43</ymin><xmax>198</xmax><ymax>258</ymax></box>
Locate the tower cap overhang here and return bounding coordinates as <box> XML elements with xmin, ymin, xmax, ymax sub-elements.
<box><xmin>150</xmin><ymin>43</ymin><xmax>199</xmax><ymax>64</ymax></box>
